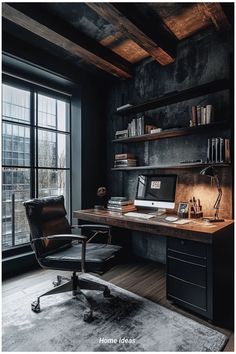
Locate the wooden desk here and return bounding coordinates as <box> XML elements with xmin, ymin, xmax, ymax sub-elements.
<box><xmin>73</xmin><ymin>209</ymin><xmax>233</xmax><ymax>244</ymax></box>
<box><xmin>73</xmin><ymin>209</ymin><xmax>234</xmax><ymax>324</ymax></box>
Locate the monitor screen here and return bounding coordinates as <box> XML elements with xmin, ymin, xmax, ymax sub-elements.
<box><xmin>135</xmin><ymin>174</ymin><xmax>177</xmax><ymax>209</ymax></box>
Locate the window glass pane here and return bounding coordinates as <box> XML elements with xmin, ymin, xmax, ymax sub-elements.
<box><xmin>38</xmin><ymin>169</ymin><xmax>70</xmax><ymax>212</ymax></box>
<box><xmin>38</xmin><ymin>94</ymin><xmax>69</xmax><ymax>132</ymax></box>
<box><xmin>2</xmin><ymin>84</ymin><xmax>30</xmax><ymax>123</ymax></box>
<box><xmin>2</xmin><ymin>168</ymin><xmax>31</xmax><ymax>249</ymax></box>
<box><xmin>38</xmin><ymin>94</ymin><xmax>56</xmax><ymax>129</ymax></box>
<box><xmin>57</xmin><ymin>100</ymin><xmax>70</xmax><ymax>132</ymax></box>
<box><xmin>38</xmin><ymin>129</ymin><xmax>70</xmax><ymax>168</ymax></box>
<box><xmin>2</xmin><ymin>123</ymin><xmax>30</xmax><ymax>166</ymax></box>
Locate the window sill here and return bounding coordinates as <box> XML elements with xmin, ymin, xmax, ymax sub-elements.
<box><xmin>2</xmin><ymin>250</ymin><xmax>39</xmax><ymax>279</ymax></box>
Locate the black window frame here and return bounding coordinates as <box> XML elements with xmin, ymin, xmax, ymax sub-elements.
<box><xmin>2</xmin><ymin>75</ymin><xmax>72</xmax><ymax>257</ymax></box>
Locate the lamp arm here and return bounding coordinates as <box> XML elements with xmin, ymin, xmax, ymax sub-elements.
<box><xmin>213</xmin><ymin>175</ymin><xmax>222</xmax><ymax>219</ymax></box>
<box><xmin>213</xmin><ymin>189</ymin><xmax>222</xmax><ymax>209</ymax></box>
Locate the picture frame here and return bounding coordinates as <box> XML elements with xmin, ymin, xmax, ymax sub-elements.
<box><xmin>177</xmin><ymin>202</ymin><xmax>189</xmax><ymax>218</ymax></box>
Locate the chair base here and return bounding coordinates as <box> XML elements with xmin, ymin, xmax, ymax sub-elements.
<box><xmin>31</xmin><ymin>272</ymin><xmax>111</xmax><ymax>322</ymax></box>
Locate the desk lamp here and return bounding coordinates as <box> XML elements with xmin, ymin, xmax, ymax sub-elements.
<box><xmin>200</xmin><ymin>166</ymin><xmax>224</xmax><ymax>222</ymax></box>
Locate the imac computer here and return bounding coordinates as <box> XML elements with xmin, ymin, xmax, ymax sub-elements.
<box><xmin>134</xmin><ymin>174</ymin><xmax>177</xmax><ymax>215</ymax></box>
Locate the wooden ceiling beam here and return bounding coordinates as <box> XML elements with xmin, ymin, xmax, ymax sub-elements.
<box><xmin>201</xmin><ymin>3</ymin><xmax>231</xmax><ymax>31</ymax></box>
<box><xmin>87</xmin><ymin>3</ymin><xmax>177</xmax><ymax>66</ymax></box>
<box><xmin>2</xmin><ymin>4</ymin><xmax>132</xmax><ymax>79</ymax></box>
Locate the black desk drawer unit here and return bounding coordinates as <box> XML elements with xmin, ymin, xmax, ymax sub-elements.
<box><xmin>167</xmin><ymin>237</ymin><xmax>211</xmax><ymax>318</ymax></box>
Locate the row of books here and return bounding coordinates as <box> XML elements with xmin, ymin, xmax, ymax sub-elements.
<box><xmin>207</xmin><ymin>137</ymin><xmax>230</xmax><ymax>163</ymax></box>
<box><xmin>107</xmin><ymin>197</ymin><xmax>136</xmax><ymax>212</ymax></box>
<box><xmin>113</xmin><ymin>153</ymin><xmax>137</xmax><ymax>168</ymax></box>
<box><xmin>128</xmin><ymin>115</ymin><xmax>145</xmax><ymax>136</ymax></box>
<box><xmin>190</xmin><ymin>105</ymin><xmax>214</xmax><ymax>127</ymax></box>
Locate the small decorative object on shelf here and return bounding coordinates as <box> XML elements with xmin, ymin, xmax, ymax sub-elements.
<box><xmin>116</xmin><ymin>103</ymin><xmax>133</xmax><ymax>112</ymax></box>
<box><xmin>114</xmin><ymin>153</ymin><xmax>137</xmax><ymax>168</ymax></box>
<box><xmin>177</xmin><ymin>202</ymin><xmax>189</xmax><ymax>218</ymax></box>
<box><xmin>114</xmin><ymin>80</ymin><xmax>229</xmax><ymax>117</ymax></box>
<box><xmin>94</xmin><ymin>187</ymin><xmax>108</xmax><ymax>210</ymax></box>
<box><xmin>150</xmin><ymin>128</ymin><xmax>162</xmax><ymax>134</ymax></box>
<box><xmin>107</xmin><ymin>197</ymin><xmax>136</xmax><ymax>213</ymax></box>
<box><xmin>145</xmin><ymin>124</ymin><xmax>157</xmax><ymax>134</ymax></box>
<box><xmin>189</xmin><ymin>197</ymin><xmax>203</xmax><ymax>219</ymax></box>
<box><xmin>207</xmin><ymin>137</ymin><xmax>230</xmax><ymax>163</ymax></box>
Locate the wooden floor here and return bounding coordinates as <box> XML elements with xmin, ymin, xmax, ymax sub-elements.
<box><xmin>3</xmin><ymin>258</ymin><xmax>234</xmax><ymax>352</ymax></box>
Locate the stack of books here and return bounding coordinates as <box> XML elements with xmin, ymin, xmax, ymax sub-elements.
<box><xmin>115</xmin><ymin>129</ymin><xmax>129</xmax><ymax>139</ymax></box>
<box><xmin>107</xmin><ymin>197</ymin><xmax>136</xmax><ymax>213</ymax></box>
<box><xmin>190</xmin><ymin>105</ymin><xmax>214</xmax><ymax>126</ymax></box>
<box><xmin>114</xmin><ymin>153</ymin><xmax>137</xmax><ymax>168</ymax></box>
<box><xmin>207</xmin><ymin>137</ymin><xmax>230</xmax><ymax>163</ymax></box>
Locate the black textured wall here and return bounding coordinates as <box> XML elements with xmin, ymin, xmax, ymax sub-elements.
<box><xmin>106</xmin><ymin>29</ymin><xmax>233</xmax><ymax>262</ymax></box>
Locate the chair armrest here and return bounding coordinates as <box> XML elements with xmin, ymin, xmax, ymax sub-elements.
<box><xmin>31</xmin><ymin>234</ymin><xmax>87</xmax><ymax>272</ymax></box>
<box><xmin>72</xmin><ymin>224</ymin><xmax>111</xmax><ymax>231</ymax></box>
<box><xmin>72</xmin><ymin>224</ymin><xmax>112</xmax><ymax>244</ymax></box>
<box><xmin>31</xmin><ymin>234</ymin><xmax>87</xmax><ymax>243</ymax></box>
<box><xmin>47</xmin><ymin>234</ymin><xmax>88</xmax><ymax>241</ymax></box>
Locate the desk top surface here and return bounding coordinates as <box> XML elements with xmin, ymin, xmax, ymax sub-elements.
<box><xmin>73</xmin><ymin>209</ymin><xmax>234</xmax><ymax>242</ymax></box>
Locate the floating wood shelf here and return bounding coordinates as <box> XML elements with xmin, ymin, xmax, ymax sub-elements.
<box><xmin>112</xmin><ymin>121</ymin><xmax>228</xmax><ymax>143</ymax></box>
<box><xmin>111</xmin><ymin>163</ymin><xmax>230</xmax><ymax>171</ymax></box>
<box><xmin>114</xmin><ymin>79</ymin><xmax>230</xmax><ymax>116</ymax></box>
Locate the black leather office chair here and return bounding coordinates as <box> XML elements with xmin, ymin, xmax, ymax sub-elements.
<box><xmin>23</xmin><ymin>195</ymin><xmax>122</xmax><ymax>322</ymax></box>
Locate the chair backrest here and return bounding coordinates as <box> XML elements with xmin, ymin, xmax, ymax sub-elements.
<box><xmin>23</xmin><ymin>195</ymin><xmax>72</xmax><ymax>258</ymax></box>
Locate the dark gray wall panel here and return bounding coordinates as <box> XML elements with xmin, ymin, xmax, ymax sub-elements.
<box><xmin>106</xmin><ymin>29</ymin><xmax>233</xmax><ymax>262</ymax></box>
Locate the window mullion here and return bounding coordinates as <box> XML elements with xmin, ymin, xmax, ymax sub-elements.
<box><xmin>30</xmin><ymin>90</ymin><xmax>35</xmax><ymax>199</ymax></box>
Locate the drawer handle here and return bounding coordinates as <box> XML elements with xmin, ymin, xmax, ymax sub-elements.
<box><xmin>181</xmin><ymin>240</ymin><xmax>185</xmax><ymax>245</ymax></box>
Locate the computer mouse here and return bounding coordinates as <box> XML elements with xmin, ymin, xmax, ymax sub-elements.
<box><xmin>165</xmin><ymin>216</ymin><xmax>178</xmax><ymax>222</ymax></box>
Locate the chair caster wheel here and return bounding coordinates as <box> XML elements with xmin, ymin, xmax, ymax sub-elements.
<box><xmin>31</xmin><ymin>301</ymin><xmax>40</xmax><ymax>313</ymax></box>
<box><xmin>52</xmin><ymin>281</ymin><xmax>60</xmax><ymax>287</ymax></box>
<box><xmin>83</xmin><ymin>310</ymin><xmax>93</xmax><ymax>322</ymax></box>
<box><xmin>103</xmin><ymin>287</ymin><xmax>111</xmax><ymax>298</ymax></box>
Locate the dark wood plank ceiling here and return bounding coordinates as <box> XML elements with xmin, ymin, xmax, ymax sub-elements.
<box><xmin>2</xmin><ymin>2</ymin><xmax>231</xmax><ymax>79</ymax></box>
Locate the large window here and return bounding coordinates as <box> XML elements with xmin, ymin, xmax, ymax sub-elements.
<box><xmin>2</xmin><ymin>81</ymin><xmax>71</xmax><ymax>250</ymax></box>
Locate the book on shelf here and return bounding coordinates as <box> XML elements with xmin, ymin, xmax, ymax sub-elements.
<box><xmin>200</xmin><ymin>107</ymin><xmax>206</xmax><ymax>125</ymax></box>
<box><xmin>207</xmin><ymin>137</ymin><xmax>230</xmax><ymax>163</ymax></box>
<box><xmin>191</xmin><ymin>105</ymin><xmax>214</xmax><ymax>127</ymax></box>
<box><xmin>206</xmin><ymin>105</ymin><xmax>214</xmax><ymax>124</ymax></box>
<box><xmin>114</xmin><ymin>158</ymin><xmax>137</xmax><ymax>167</ymax></box>
<box><xmin>107</xmin><ymin>204</ymin><xmax>136</xmax><ymax>212</ymax></box>
<box><xmin>211</xmin><ymin>138</ymin><xmax>216</xmax><ymax>162</ymax></box>
<box><xmin>115</xmin><ymin>153</ymin><xmax>136</xmax><ymax>160</ymax></box>
<box><xmin>110</xmin><ymin>196</ymin><xmax>128</xmax><ymax>202</ymax></box>
<box><xmin>191</xmin><ymin>106</ymin><xmax>197</xmax><ymax>126</ymax></box>
<box><xmin>108</xmin><ymin>199</ymin><xmax>134</xmax><ymax>206</ymax></box>
<box><xmin>196</xmin><ymin>106</ymin><xmax>201</xmax><ymax>126</ymax></box>
<box><xmin>115</xmin><ymin>129</ymin><xmax>129</xmax><ymax>139</ymax></box>
<box><xmin>116</xmin><ymin>103</ymin><xmax>133</xmax><ymax>111</ymax></box>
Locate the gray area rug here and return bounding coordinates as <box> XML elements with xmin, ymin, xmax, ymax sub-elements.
<box><xmin>2</xmin><ymin>273</ymin><xmax>227</xmax><ymax>352</ymax></box>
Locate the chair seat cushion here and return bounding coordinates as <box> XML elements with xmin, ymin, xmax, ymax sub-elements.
<box><xmin>39</xmin><ymin>243</ymin><xmax>122</xmax><ymax>273</ymax></box>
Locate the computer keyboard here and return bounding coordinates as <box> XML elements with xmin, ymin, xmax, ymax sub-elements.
<box><xmin>124</xmin><ymin>212</ymin><xmax>155</xmax><ymax>219</ymax></box>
